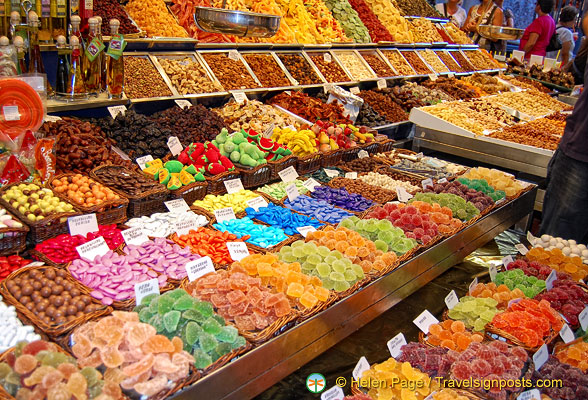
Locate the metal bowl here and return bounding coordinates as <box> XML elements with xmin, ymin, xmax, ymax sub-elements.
<box><xmin>194</xmin><ymin>6</ymin><xmax>281</xmax><ymax>38</ymax></box>
<box><xmin>478</xmin><ymin>25</ymin><xmax>524</xmax><ymax>40</ymax></box>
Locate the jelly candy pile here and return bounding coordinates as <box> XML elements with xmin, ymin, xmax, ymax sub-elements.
<box><xmin>71</xmin><ymin>311</ymin><xmax>194</xmax><ymax>396</ymax></box>
<box><xmin>534</xmin><ymin>279</ymin><xmax>588</xmax><ymax>327</ymax></box>
<box><xmin>397</xmin><ymin>342</ymin><xmax>458</xmax><ymax>377</ymax></box>
<box><xmin>424</xmin><ymin>179</ymin><xmax>496</xmax><ymax>212</ymax></box>
<box><xmin>532</xmin><ymin>356</ymin><xmax>588</xmax><ymax>399</ymax></box>
<box><xmin>456</xmin><ymin>177</ymin><xmax>506</xmax><ymax>202</ymax></box>
<box><xmin>460</xmin><ymin>167</ymin><xmax>524</xmax><ymax>197</ymax></box>
<box><xmin>409</xmin><ymin>192</ymin><xmax>480</xmax><ymax>221</ymax></box>
<box><xmin>447</xmin><ymin>296</ymin><xmax>500</xmax><ymax>332</ymax></box>
<box><xmin>426</xmin><ymin>319</ymin><xmax>484</xmax><ymax>351</ymax></box>
<box><xmin>555</xmin><ymin>340</ymin><xmax>588</xmax><ymax>372</ymax></box>
<box><xmin>493</xmin><ymin>269</ymin><xmax>546</xmax><ymax>299</ymax></box>
<box><xmin>506</xmin><ymin>258</ymin><xmax>570</xmax><ymax>281</ymax></box>
<box><xmin>338</xmin><ymin>216</ymin><xmax>417</xmax><ymax>254</ymax></box>
<box><xmin>526</xmin><ymin>247</ymin><xmax>588</xmax><ymax>281</ymax></box>
<box><xmin>469</xmin><ymin>282</ymin><xmax>526</xmax><ymax>310</ymax></box>
<box><xmin>135</xmin><ymin>289</ymin><xmax>246</xmax><ymax>370</ymax></box>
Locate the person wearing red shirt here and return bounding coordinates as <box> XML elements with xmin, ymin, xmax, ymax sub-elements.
<box><xmin>519</xmin><ymin>0</ymin><xmax>556</xmax><ymax>59</ymax></box>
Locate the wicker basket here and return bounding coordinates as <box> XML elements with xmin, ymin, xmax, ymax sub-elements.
<box><xmin>484</xmin><ymin>318</ymin><xmax>563</xmax><ymax>353</ymax></box>
<box><xmin>48</xmin><ymin>174</ymin><xmax>129</xmax><ymax>226</ymax></box>
<box><xmin>0</xmin><ymin>265</ymin><xmax>112</xmax><ymax>338</ymax></box>
<box><xmin>205</xmin><ymin>170</ymin><xmax>242</xmax><ymax>195</ymax></box>
<box><xmin>320</xmin><ymin>149</ymin><xmax>344</xmax><ymax>168</ymax></box>
<box><xmin>29</xmin><ymin>248</ymin><xmax>68</xmax><ymax>268</ymax></box>
<box><xmin>167</xmin><ymin>181</ymin><xmax>209</xmax><ymax>206</ymax></box>
<box><xmin>0</xmin><ymin>183</ymin><xmax>80</xmax><ymax>244</ymax></box>
<box><xmin>268</xmin><ymin>154</ymin><xmax>298</xmax><ymax>180</ymax></box>
<box><xmin>377</xmin><ymin>138</ymin><xmax>396</xmax><ymax>153</ymax></box>
<box><xmin>298</xmin><ymin>290</ymin><xmax>338</xmax><ymax>322</ymax></box>
<box><xmin>376</xmin><ymin>166</ymin><xmax>427</xmax><ymax>187</ymax></box>
<box><xmin>340</xmin><ymin>146</ymin><xmax>362</xmax><ymax>162</ymax></box>
<box><xmin>0</xmin><ymin>210</ymin><xmax>28</xmax><ymax>256</ymax></box>
<box><xmin>201</xmin><ymin>342</ymin><xmax>253</xmax><ymax>377</ymax></box>
<box><xmin>362</xmin><ymin>142</ymin><xmax>380</xmax><ymax>155</ymax></box>
<box><xmin>237</xmin><ymin>163</ymin><xmax>271</xmax><ymax>189</ymax></box>
<box><xmin>90</xmin><ymin>165</ymin><xmax>169</xmax><ymax>218</ymax></box>
<box><xmin>328</xmin><ymin>177</ymin><xmax>398</xmax><ymax>204</ymax></box>
<box><xmin>336</xmin><ymin>276</ymin><xmax>372</xmax><ymax>301</ymax></box>
<box><xmin>296</xmin><ymin>153</ymin><xmax>322</xmax><ymax>175</ymax></box>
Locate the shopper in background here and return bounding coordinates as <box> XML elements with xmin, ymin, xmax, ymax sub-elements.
<box><xmin>519</xmin><ymin>0</ymin><xmax>556</xmax><ymax>59</ymax></box>
<box><xmin>436</xmin><ymin>0</ymin><xmax>467</xmax><ymax>27</ymax></box>
<box><xmin>564</xmin><ymin>13</ymin><xmax>588</xmax><ymax>84</ymax></box>
<box><xmin>463</xmin><ymin>0</ymin><xmax>504</xmax><ymax>51</ymax></box>
<box><xmin>546</xmin><ymin>6</ymin><xmax>578</xmax><ymax>67</ymax></box>
<box><xmin>492</xmin><ymin>0</ymin><xmax>513</xmax><ymax>53</ymax></box>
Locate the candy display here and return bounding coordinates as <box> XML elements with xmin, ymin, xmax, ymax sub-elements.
<box><xmin>423</xmin><ymin>180</ymin><xmax>496</xmax><ymax>212</ymax></box>
<box><xmin>555</xmin><ymin>341</ymin><xmax>588</xmax><ymax>372</ymax></box>
<box><xmin>0</xmin><ymin>256</ymin><xmax>31</xmax><ymax>281</ymax></box>
<box><xmin>358</xmin><ymin>171</ymin><xmax>420</xmax><ymax>193</ymax></box>
<box><xmin>525</xmin><ymin>247</ymin><xmax>588</xmax><ymax>281</ymax></box>
<box><xmin>425</xmin><ymin>320</ymin><xmax>484</xmax><ymax>351</ymax></box>
<box><xmin>409</xmin><ymin>192</ymin><xmax>480</xmax><ymax>221</ymax></box>
<box><xmin>172</xmin><ymin>227</ymin><xmax>247</xmax><ymax>265</ymax></box>
<box><xmin>304</xmin><ymin>167</ymin><xmax>346</xmax><ymax>184</ymax></box>
<box><xmin>284</xmin><ymin>196</ymin><xmax>353</xmax><ymax>224</ymax></box>
<box><xmin>0</xmin><ymin>299</ymin><xmax>41</xmax><ymax>351</ymax></box>
<box><xmin>143</xmin><ymin>159</ymin><xmax>204</xmax><ymax>190</ymax></box>
<box><xmin>447</xmin><ymin>296</ymin><xmax>500</xmax><ymax>331</ymax></box>
<box><xmin>175</xmin><ymin>141</ymin><xmax>235</xmax><ymax>176</ymax></box>
<box><xmin>1</xmin><ymin>183</ymin><xmax>76</xmax><ymax>223</ymax></box>
<box><xmin>460</xmin><ymin>168</ymin><xmax>525</xmax><ymax>198</ymax></box>
<box><xmin>533</xmin><ymin>356</ymin><xmax>588</xmax><ymax>399</ymax></box>
<box><xmin>470</xmin><ymin>282</ymin><xmax>526</xmax><ymax>310</ymax></box>
<box><xmin>528</xmin><ymin>234</ymin><xmax>588</xmax><ymax>261</ymax></box>
<box><xmin>192</xmin><ymin>190</ymin><xmax>260</xmax><ymax>214</ymax></box>
<box><xmin>329</xmin><ymin>177</ymin><xmax>397</xmax><ymax>204</ymax></box>
<box><xmin>535</xmin><ymin>279</ymin><xmax>588</xmax><ymax>327</ymax></box>
<box><xmin>310</xmin><ymin>186</ymin><xmax>374</xmax><ymax>213</ymax></box>
<box><xmin>257</xmin><ymin>180</ymin><xmax>309</xmax><ymax>201</ymax></box>
<box><xmin>493</xmin><ymin>269</ymin><xmax>545</xmax><ymax>298</ymax></box>
<box><xmin>397</xmin><ymin>342</ymin><xmax>456</xmax><ymax>377</ymax></box>
<box><xmin>126</xmin><ymin>211</ymin><xmax>209</xmax><ymax>238</ymax></box>
<box><xmin>213</xmin><ymin>217</ymin><xmax>288</xmax><ymax>248</ymax></box>
<box><xmin>339</xmin><ymin>216</ymin><xmax>417</xmax><ymax>254</ymax></box>
<box><xmin>246</xmin><ymin>203</ymin><xmax>323</xmax><ymax>235</ymax></box>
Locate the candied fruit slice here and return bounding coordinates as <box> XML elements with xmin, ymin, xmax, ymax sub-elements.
<box><xmin>100</xmin><ymin>346</ymin><xmax>124</xmax><ymax>369</ymax></box>
<box><xmin>66</xmin><ymin>372</ymin><xmax>88</xmax><ymax>400</ymax></box>
<box><xmin>22</xmin><ymin>340</ymin><xmax>51</xmax><ymax>356</ymax></box>
<box><xmin>46</xmin><ymin>382</ymin><xmax>71</xmax><ymax>400</ymax></box>
<box><xmin>163</xmin><ymin>310</ymin><xmax>181</xmax><ymax>333</ymax></box>
<box><xmin>122</xmin><ymin>353</ymin><xmax>155</xmax><ymax>377</ymax></box>
<box><xmin>133</xmin><ymin>374</ymin><xmax>168</xmax><ymax>396</ymax></box>
<box><xmin>24</xmin><ymin>365</ymin><xmax>56</xmax><ymax>386</ymax></box>
<box><xmin>153</xmin><ymin>353</ymin><xmax>181</xmax><ymax>374</ymax></box>
<box><xmin>127</xmin><ymin>323</ymin><xmax>157</xmax><ymax>347</ymax></box>
<box><xmin>141</xmin><ymin>335</ymin><xmax>175</xmax><ymax>354</ymax></box>
<box><xmin>14</xmin><ymin>354</ymin><xmax>38</xmax><ymax>374</ymax></box>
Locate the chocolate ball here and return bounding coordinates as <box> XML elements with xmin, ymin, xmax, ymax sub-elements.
<box><xmin>53</xmin><ymin>296</ymin><xmax>64</xmax><ymax>307</ymax></box>
<box><xmin>32</xmin><ymin>281</ymin><xmax>42</xmax><ymax>290</ymax></box>
<box><xmin>45</xmin><ymin>269</ymin><xmax>56</xmax><ymax>280</ymax></box>
<box><xmin>40</xmin><ymin>287</ymin><xmax>51</xmax><ymax>298</ymax></box>
<box><xmin>51</xmin><ymin>285</ymin><xmax>63</xmax><ymax>296</ymax></box>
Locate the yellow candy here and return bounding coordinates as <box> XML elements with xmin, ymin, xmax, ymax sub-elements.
<box><xmin>461</xmin><ymin>167</ymin><xmax>524</xmax><ymax>196</ymax></box>
<box><xmin>192</xmin><ymin>190</ymin><xmax>259</xmax><ymax>214</ymax></box>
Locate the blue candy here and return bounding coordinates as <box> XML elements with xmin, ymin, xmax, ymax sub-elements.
<box><xmin>213</xmin><ymin>217</ymin><xmax>288</xmax><ymax>248</ymax></box>
<box><xmin>245</xmin><ymin>203</ymin><xmax>323</xmax><ymax>235</ymax></box>
<box><xmin>311</xmin><ymin>186</ymin><xmax>373</xmax><ymax>212</ymax></box>
<box><xmin>284</xmin><ymin>196</ymin><xmax>353</xmax><ymax>224</ymax></box>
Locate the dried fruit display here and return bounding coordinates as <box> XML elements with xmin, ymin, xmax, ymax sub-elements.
<box><xmin>501</xmin><ymin>74</ymin><xmax>551</xmax><ymax>93</ymax></box>
<box><xmin>125</xmin><ymin>0</ymin><xmax>189</xmax><ymax>37</ymax></box>
<box><xmin>359</xmin><ymin>52</ymin><xmax>396</xmax><ymax>77</ymax></box>
<box><xmin>157</xmin><ymin>56</ymin><xmax>221</xmax><ymax>94</ymax></box>
<box><xmin>451</xmin><ymin>51</ymin><xmax>476</xmax><ymax>72</ymax></box>
<box><xmin>308</xmin><ymin>53</ymin><xmax>350</xmax><ymax>82</ymax></box>
<box><xmin>362</xmin><ymin>0</ymin><xmax>413</xmax><ymax>42</ymax></box>
<box><xmin>486</xmin><ymin>91</ymin><xmax>571</xmax><ymax>118</ymax></box>
<box><xmin>419</xmin><ymin>50</ymin><xmax>449</xmax><ymax>73</ymax></box>
<box><xmin>202</xmin><ymin>53</ymin><xmax>259</xmax><ymax>90</ymax></box>
<box><xmin>335</xmin><ymin>51</ymin><xmax>374</xmax><ymax>80</ymax></box>
<box><xmin>463</xmin><ymin>50</ymin><xmax>500</xmax><ymax>70</ymax></box>
<box><xmin>401</xmin><ymin>81</ymin><xmax>454</xmax><ymax>104</ymax></box>
<box><xmin>170</xmin><ymin>0</ymin><xmax>234</xmax><ymax>41</ymax></box>
<box><xmin>322</xmin><ymin>0</ymin><xmax>372</xmax><ymax>43</ymax></box>
<box><xmin>302</xmin><ymin>0</ymin><xmax>350</xmax><ymax>42</ymax></box>
<box><xmin>506</xmin><ymin>64</ymin><xmax>575</xmax><ymax>88</ymax></box>
<box><xmin>379</xmin><ymin>86</ymin><xmax>425</xmax><ymax>111</ymax></box>
<box><xmin>381</xmin><ymin>50</ymin><xmax>415</xmax><ymax>76</ymax></box>
<box><xmin>274</xmin><ymin>0</ymin><xmax>324</xmax><ymax>44</ymax></box>
<box><xmin>93</xmin><ymin>0</ymin><xmax>140</xmax><ymax>35</ymax></box>
<box><xmin>347</xmin><ymin>0</ymin><xmax>395</xmax><ymax>42</ymax></box>
<box><xmin>124</xmin><ymin>57</ymin><xmax>173</xmax><ymax>99</ymax></box>
<box><xmin>489</xmin><ymin>122</ymin><xmax>562</xmax><ymax>150</ymax></box>
<box><xmin>435</xmin><ymin>50</ymin><xmax>464</xmax><ymax>73</ymax></box>
<box><xmin>409</xmin><ymin>18</ymin><xmax>443</xmax><ymax>43</ymax></box>
<box><xmin>393</xmin><ymin>0</ymin><xmax>441</xmax><ymax>18</ymax></box>
<box><xmin>277</xmin><ymin>53</ymin><xmax>322</xmax><ymax>85</ymax></box>
<box><xmin>359</xmin><ymin>90</ymin><xmax>409</xmax><ymax>122</ymax></box>
<box><xmin>443</xmin><ymin>22</ymin><xmax>473</xmax><ymax>44</ymax></box>
<box><xmin>242</xmin><ymin>54</ymin><xmax>292</xmax><ymax>87</ymax></box>
<box><xmin>214</xmin><ymin>99</ymin><xmax>300</xmax><ymax>134</ymax></box>
<box><xmin>401</xmin><ymin>51</ymin><xmax>432</xmax><ymax>75</ymax></box>
<box><xmin>268</xmin><ymin>91</ymin><xmax>351</xmax><ymax>124</ymax></box>
<box><xmin>461</xmin><ymin>73</ymin><xmax>511</xmax><ymax>94</ymax></box>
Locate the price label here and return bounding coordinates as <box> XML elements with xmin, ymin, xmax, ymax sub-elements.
<box><xmin>68</xmin><ymin>214</ymin><xmax>99</xmax><ymax>236</ymax></box>
<box><xmin>515</xmin><ymin>243</ymin><xmax>528</xmax><ymax>255</ymax></box>
<box><xmin>421</xmin><ymin>178</ymin><xmax>433</xmax><ymax>189</ymax></box>
<box><xmin>469</xmin><ymin>277</ymin><xmax>478</xmax><ymax>295</ymax></box>
<box><xmin>3</xmin><ymin>105</ymin><xmax>20</xmax><ymax>121</ymax></box>
<box><xmin>224</xmin><ymin>178</ymin><xmax>244</xmax><ymax>194</ymax></box>
<box><xmin>165</xmin><ymin>199</ymin><xmax>190</xmax><ymax>214</ymax></box>
<box><xmin>545</xmin><ymin>269</ymin><xmax>557</xmax><ymax>291</ymax></box>
<box><xmin>174</xmin><ymin>219</ymin><xmax>200</xmax><ymax>236</ymax></box>
<box><xmin>579</xmin><ymin>306</ymin><xmax>588</xmax><ymax>331</ymax></box>
<box><xmin>396</xmin><ymin>187</ymin><xmax>413</xmax><ymax>202</ymax></box>
<box><xmin>185</xmin><ymin>256</ymin><xmax>215</xmax><ymax>282</ymax></box>
<box><xmin>246</xmin><ymin>196</ymin><xmax>268</xmax><ymax>211</ymax></box>
<box><xmin>323</xmin><ymin>52</ymin><xmax>332</xmax><ymax>63</ymax></box>
<box><xmin>350</xmin><ymin>86</ymin><xmax>360</xmax><ymax>95</ymax></box>
<box><xmin>136</xmin><ymin>155</ymin><xmax>154</xmax><ymax>170</ymax></box>
<box><xmin>232</xmin><ymin>91</ymin><xmax>248</xmax><ymax>104</ymax></box>
<box><xmin>447</xmin><ymin>73</ymin><xmax>455</xmax><ymax>78</ymax></box>
<box><xmin>559</xmin><ymin>323</ymin><xmax>575</xmax><ymax>343</ymax></box>
<box><xmin>321</xmin><ymin>386</ymin><xmax>344</xmax><ymax>400</ymax></box>
<box><xmin>438</xmin><ymin>178</ymin><xmax>448</xmax><ymax>184</ymax></box>
<box><xmin>387</xmin><ymin>332</ymin><xmax>407</xmax><ymax>358</ymax></box>
<box><xmin>345</xmin><ymin>172</ymin><xmax>357</xmax><ymax>179</ymax></box>
<box><xmin>489</xmin><ymin>264</ymin><xmax>498</xmax><ymax>282</ymax></box>
<box><xmin>533</xmin><ymin>344</ymin><xmax>549</xmax><ymax>370</ymax></box>
<box><xmin>324</xmin><ymin>169</ymin><xmax>339</xmax><ymax>178</ymax></box>
<box><xmin>543</xmin><ymin>58</ymin><xmax>557</xmax><ymax>71</ymax></box>
<box><xmin>494</xmin><ymin>54</ymin><xmax>506</xmax><ymax>62</ymax></box>
<box><xmin>352</xmin><ymin>357</ymin><xmax>370</xmax><ymax>381</ymax></box>
<box><xmin>303</xmin><ymin>178</ymin><xmax>321</xmax><ymax>192</ymax></box>
<box><xmin>445</xmin><ymin>290</ymin><xmax>459</xmax><ymax>309</ymax></box>
<box><xmin>107</xmin><ymin>105</ymin><xmax>126</xmax><ymax>119</ymax></box>
<box><xmin>134</xmin><ymin>278</ymin><xmax>160</xmax><ymax>305</ymax></box>
<box><xmin>228</xmin><ymin>50</ymin><xmax>239</xmax><ymax>61</ymax></box>
<box><xmin>428</xmin><ymin>73</ymin><xmax>438</xmax><ymax>81</ymax></box>
<box><xmin>175</xmin><ymin>99</ymin><xmax>192</xmax><ymax>109</ymax></box>
<box><xmin>527</xmin><ymin>231</ymin><xmax>536</xmax><ymax>245</ymax></box>
<box><xmin>214</xmin><ymin>207</ymin><xmax>236</xmax><ymax>222</ymax></box>
<box><xmin>286</xmin><ymin>184</ymin><xmax>300</xmax><ymax>201</ymax></box>
<box><xmin>263</xmin><ymin>123</ymin><xmax>276</xmax><ymax>139</ymax></box>
<box><xmin>517</xmin><ymin>389</ymin><xmax>541</xmax><ymax>400</ymax></box>
<box><xmin>376</xmin><ymin>79</ymin><xmax>387</xmax><ymax>89</ymax></box>
<box><xmin>227</xmin><ymin>242</ymin><xmax>250</xmax><ymax>261</ymax></box>
<box><xmin>278</xmin><ymin>166</ymin><xmax>299</xmax><ymax>183</ymax></box>
<box><xmin>413</xmin><ymin>310</ymin><xmax>439</xmax><ymax>334</ymax></box>
<box><xmin>502</xmin><ymin>255</ymin><xmax>514</xmax><ymax>267</ymax></box>
<box><xmin>167</xmin><ymin>136</ymin><xmax>183</xmax><ymax>156</ymax></box>
<box><xmin>357</xmin><ymin>150</ymin><xmax>369</xmax><ymax>159</ymax></box>
<box><xmin>76</xmin><ymin>236</ymin><xmax>109</xmax><ymax>261</ymax></box>
<box><xmin>512</xmin><ymin>50</ymin><xmax>525</xmax><ymax>63</ymax></box>
<box><xmin>529</xmin><ymin>55</ymin><xmax>544</xmax><ymax>66</ymax></box>
<box><xmin>296</xmin><ymin>226</ymin><xmax>317</xmax><ymax>238</ymax></box>
<box><xmin>44</xmin><ymin>115</ymin><xmax>62</xmax><ymax>122</ymax></box>
<box><xmin>122</xmin><ymin>226</ymin><xmax>149</xmax><ymax>246</ymax></box>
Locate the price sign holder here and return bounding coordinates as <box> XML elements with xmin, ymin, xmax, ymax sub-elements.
<box><xmin>214</xmin><ymin>207</ymin><xmax>236</xmax><ymax>222</ymax></box>
<box><xmin>278</xmin><ymin>166</ymin><xmax>299</xmax><ymax>183</ymax></box>
<box><xmin>107</xmin><ymin>105</ymin><xmax>126</xmax><ymax>119</ymax></box>
<box><xmin>122</xmin><ymin>227</ymin><xmax>149</xmax><ymax>246</ymax></box>
<box><xmin>286</xmin><ymin>184</ymin><xmax>300</xmax><ymax>201</ymax></box>
<box><xmin>167</xmin><ymin>136</ymin><xmax>183</xmax><ymax>156</ymax></box>
<box><xmin>387</xmin><ymin>332</ymin><xmax>407</xmax><ymax>358</ymax></box>
<box><xmin>165</xmin><ymin>198</ymin><xmax>190</xmax><ymax>213</ymax></box>
<box><xmin>76</xmin><ymin>236</ymin><xmax>109</xmax><ymax>261</ymax></box>
<box><xmin>134</xmin><ymin>278</ymin><xmax>160</xmax><ymax>305</ymax></box>
<box><xmin>246</xmin><ymin>196</ymin><xmax>268</xmax><ymax>211</ymax></box>
<box><xmin>224</xmin><ymin>178</ymin><xmax>244</xmax><ymax>194</ymax></box>
<box><xmin>413</xmin><ymin>309</ymin><xmax>439</xmax><ymax>334</ymax></box>
<box><xmin>136</xmin><ymin>155</ymin><xmax>154</xmax><ymax>170</ymax></box>
<box><xmin>352</xmin><ymin>356</ymin><xmax>370</xmax><ymax>381</ymax></box>
<box><xmin>186</xmin><ymin>256</ymin><xmax>215</xmax><ymax>282</ymax></box>
<box><xmin>68</xmin><ymin>213</ymin><xmax>99</xmax><ymax>236</ymax></box>
<box><xmin>445</xmin><ymin>290</ymin><xmax>458</xmax><ymax>309</ymax></box>
<box><xmin>227</xmin><ymin>242</ymin><xmax>250</xmax><ymax>261</ymax></box>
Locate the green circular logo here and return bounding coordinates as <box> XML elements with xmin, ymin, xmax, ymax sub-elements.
<box><xmin>306</xmin><ymin>373</ymin><xmax>326</xmax><ymax>394</ymax></box>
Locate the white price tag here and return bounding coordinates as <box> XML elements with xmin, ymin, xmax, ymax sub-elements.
<box><xmin>68</xmin><ymin>214</ymin><xmax>99</xmax><ymax>236</ymax></box>
<box><xmin>545</xmin><ymin>269</ymin><xmax>557</xmax><ymax>291</ymax></box>
<box><xmin>303</xmin><ymin>178</ymin><xmax>321</xmax><ymax>192</ymax></box>
<box><xmin>438</xmin><ymin>178</ymin><xmax>448</xmax><ymax>184</ymax></box>
<box><xmin>517</xmin><ymin>389</ymin><xmax>541</xmax><ymax>400</ymax></box>
<box><xmin>350</xmin><ymin>86</ymin><xmax>360</xmax><ymax>95</ymax></box>
<box><xmin>376</xmin><ymin>79</ymin><xmax>386</xmax><ymax>89</ymax></box>
<box><xmin>232</xmin><ymin>91</ymin><xmax>248</xmax><ymax>104</ymax></box>
<box><xmin>107</xmin><ymin>105</ymin><xmax>126</xmax><ymax>119</ymax></box>
<box><xmin>122</xmin><ymin>226</ymin><xmax>149</xmax><ymax>246</ymax></box>
<box><xmin>2</xmin><ymin>106</ymin><xmax>20</xmax><ymax>121</ymax></box>
<box><xmin>387</xmin><ymin>332</ymin><xmax>407</xmax><ymax>358</ymax></box>
<box><xmin>357</xmin><ymin>150</ymin><xmax>369</xmax><ymax>159</ymax></box>
<box><xmin>502</xmin><ymin>255</ymin><xmax>514</xmax><ymax>267</ymax></box>
<box><xmin>228</xmin><ymin>50</ymin><xmax>239</xmax><ymax>61</ymax></box>
<box><xmin>579</xmin><ymin>306</ymin><xmax>588</xmax><ymax>331</ymax></box>
<box><xmin>396</xmin><ymin>187</ymin><xmax>413</xmax><ymax>202</ymax></box>
<box><xmin>529</xmin><ymin>55</ymin><xmax>544</xmax><ymax>66</ymax></box>
<box><xmin>246</xmin><ymin>196</ymin><xmax>268</xmax><ymax>211</ymax></box>
<box><xmin>296</xmin><ymin>226</ymin><xmax>317</xmax><ymax>238</ymax></box>
<box><xmin>413</xmin><ymin>309</ymin><xmax>439</xmax><ymax>334</ymax></box>
<box><xmin>559</xmin><ymin>323</ymin><xmax>575</xmax><ymax>343</ymax></box>
<box><xmin>44</xmin><ymin>115</ymin><xmax>62</xmax><ymax>122</ymax></box>
<box><xmin>428</xmin><ymin>73</ymin><xmax>438</xmax><ymax>81</ymax></box>
<box><xmin>224</xmin><ymin>178</ymin><xmax>244</xmax><ymax>194</ymax></box>
<box><xmin>445</xmin><ymin>290</ymin><xmax>459</xmax><ymax>310</ymax></box>
<box><xmin>214</xmin><ymin>207</ymin><xmax>236</xmax><ymax>222</ymax></box>
<box><xmin>227</xmin><ymin>242</ymin><xmax>250</xmax><ymax>261</ymax></box>
<box><xmin>278</xmin><ymin>166</ymin><xmax>299</xmax><ymax>183</ymax></box>
<box><xmin>489</xmin><ymin>264</ymin><xmax>498</xmax><ymax>282</ymax></box>
<box><xmin>469</xmin><ymin>277</ymin><xmax>478</xmax><ymax>295</ymax></box>
<box><xmin>345</xmin><ymin>172</ymin><xmax>357</xmax><ymax>179</ymax></box>
<box><xmin>286</xmin><ymin>184</ymin><xmax>300</xmax><ymax>201</ymax></box>
<box><xmin>543</xmin><ymin>58</ymin><xmax>557</xmax><ymax>71</ymax></box>
<box><xmin>515</xmin><ymin>244</ymin><xmax>528</xmax><ymax>255</ymax></box>
<box><xmin>533</xmin><ymin>344</ymin><xmax>549</xmax><ymax>370</ymax></box>
<box><xmin>494</xmin><ymin>54</ymin><xmax>506</xmax><ymax>62</ymax></box>
<box><xmin>175</xmin><ymin>99</ymin><xmax>192</xmax><ymax>109</ymax></box>
<box><xmin>167</xmin><ymin>136</ymin><xmax>183</xmax><ymax>156</ymax></box>
<box><xmin>174</xmin><ymin>219</ymin><xmax>200</xmax><ymax>236</ymax></box>
<box><xmin>421</xmin><ymin>178</ymin><xmax>433</xmax><ymax>189</ymax></box>
<box><xmin>447</xmin><ymin>72</ymin><xmax>455</xmax><ymax>78</ymax></box>
<box><xmin>134</xmin><ymin>278</ymin><xmax>160</xmax><ymax>305</ymax></box>
<box><xmin>512</xmin><ymin>50</ymin><xmax>525</xmax><ymax>63</ymax></box>
<box><xmin>323</xmin><ymin>53</ymin><xmax>332</xmax><ymax>63</ymax></box>
<box><xmin>136</xmin><ymin>155</ymin><xmax>154</xmax><ymax>170</ymax></box>
<box><xmin>76</xmin><ymin>236</ymin><xmax>109</xmax><ymax>261</ymax></box>
<box><xmin>321</xmin><ymin>386</ymin><xmax>344</xmax><ymax>400</ymax></box>
<box><xmin>324</xmin><ymin>169</ymin><xmax>339</xmax><ymax>178</ymax></box>
<box><xmin>527</xmin><ymin>231</ymin><xmax>536</xmax><ymax>245</ymax></box>
<box><xmin>263</xmin><ymin>123</ymin><xmax>275</xmax><ymax>139</ymax></box>
<box><xmin>165</xmin><ymin>198</ymin><xmax>190</xmax><ymax>213</ymax></box>
<box><xmin>186</xmin><ymin>256</ymin><xmax>215</xmax><ymax>282</ymax></box>
<box><xmin>352</xmin><ymin>357</ymin><xmax>370</xmax><ymax>381</ymax></box>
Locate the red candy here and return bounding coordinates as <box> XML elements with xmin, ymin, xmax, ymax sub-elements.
<box><xmin>0</xmin><ymin>255</ymin><xmax>32</xmax><ymax>280</ymax></box>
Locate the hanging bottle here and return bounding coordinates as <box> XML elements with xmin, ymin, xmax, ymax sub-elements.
<box><xmin>83</xmin><ymin>17</ymin><xmax>103</xmax><ymax>94</ymax></box>
<box><xmin>12</xmin><ymin>35</ymin><xmax>26</xmax><ymax>74</ymax></box>
<box><xmin>67</xmin><ymin>35</ymin><xmax>85</xmax><ymax>96</ymax></box>
<box><xmin>0</xmin><ymin>36</ymin><xmax>18</xmax><ymax>76</ymax></box>
<box><xmin>27</xmin><ymin>11</ymin><xmax>45</xmax><ymax>74</ymax></box>
<box><xmin>106</xmin><ymin>18</ymin><xmax>124</xmax><ymax>99</ymax></box>
<box><xmin>55</xmin><ymin>34</ymin><xmax>70</xmax><ymax>94</ymax></box>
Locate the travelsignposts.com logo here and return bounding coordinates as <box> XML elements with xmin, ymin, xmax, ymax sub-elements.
<box><xmin>306</xmin><ymin>373</ymin><xmax>326</xmax><ymax>394</ymax></box>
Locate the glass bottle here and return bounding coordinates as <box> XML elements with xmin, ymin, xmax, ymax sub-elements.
<box><xmin>27</xmin><ymin>11</ymin><xmax>45</xmax><ymax>74</ymax></box>
<box><xmin>83</xmin><ymin>17</ymin><xmax>103</xmax><ymax>94</ymax></box>
<box><xmin>55</xmin><ymin>34</ymin><xmax>69</xmax><ymax>94</ymax></box>
<box><xmin>68</xmin><ymin>35</ymin><xmax>85</xmax><ymax>96</ymax></box>
<box><xmin>106</xmin><ymin>18</ymin><xmax>124</xmax><ymax>99</ymax></box>
<box><xmin>95</xmin><ymin>16</ymin><xmax>106</xmax><ymax>92</ymax></box>
<box><xmin>12</xmin><ymin>35</ymin><xmax>26</xmax><ymax>73</ymax></box>
<box><xmin>69</xmin><ymin>14</ymin><xmax>84</xmax><ymax>54</ymax></box>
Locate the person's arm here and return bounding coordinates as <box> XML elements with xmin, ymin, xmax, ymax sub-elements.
<box><xmin>506</xmin><ymin>17</ymin><xmax>514</xmax><ymax>27</ymax></box>
<box><xmin>523</xmin><ymin>32</ymin><xmax>540</xmax><ymax>54</ymax></box>
<box><xmin>487</xmin><ymin>8</ymin><xmax>504</xmax><ymax>41</ymax></box>
<box><xmin>463</xmin><ymin>7</ymin><xmax>476</xmax><ymax>32</ymax></box>
<box><xmin>561</xmin><ymin>39</ymin><xmax>573</xmax><ymax>66</ymax></box>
